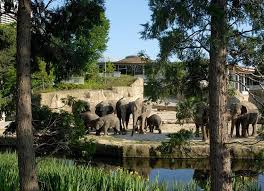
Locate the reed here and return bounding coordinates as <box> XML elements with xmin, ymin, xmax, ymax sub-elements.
<box><xmin>0</xmin><ymin>152</ymin><xmax>260</xmax><ymax>191</ymax></box>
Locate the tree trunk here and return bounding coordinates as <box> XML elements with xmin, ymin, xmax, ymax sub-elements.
<box><xmin>16</xmin><ymin>0</ymin><xmax>39</xmax><ymax>190</ymax></box>
<box><xmin>209</xmin><ymin>0</ymin><xmax>232</xmax><ymax>190</ymax></box>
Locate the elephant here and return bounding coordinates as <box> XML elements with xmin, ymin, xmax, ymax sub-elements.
<box><xmin>193</xmin><ymin>102</ymin><xmax>209</xmax><ymax>141</ymax></box>
<box><xmin>116</xmin><ymin>98</ymin><xmax>132</xmax><ymax>132</ymax></box>
<box><xmin>80</xmin><ymin>111</ymin><xmax>99</xmax><ymax>133</ymax></box>
<box><xmin>145</xmin><ymin>114</ymin><xmax>162</xmax><ymax>134</ymax></box>
<box><xmin>95</xmin><ymin>114</ymin><xmax>120</xmax><ymax>136</ymax></box>
<box><xmin>131</xmin><ymin>98</ymin><xmax>151</xmax><ymax>136</ymax></box>
<box><xmin>229</xmin><ymin>102</ymin><xmax>258</xmax><ymax>137</ymax></box>
<box><xmin>237</xmin><ymin>112</ymin><xmax>259</xmax><ymax>137</ymax></box>
<box><xmin>95</xmin><ymin>100</ymin><xmax>116</xmax><ymax>117</ymax></box>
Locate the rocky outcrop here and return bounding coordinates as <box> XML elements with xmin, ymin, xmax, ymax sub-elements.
<box><xmin>37</xmin><ymin>78</ymin><xmax>144</xmax><ymax>112</ymax></box>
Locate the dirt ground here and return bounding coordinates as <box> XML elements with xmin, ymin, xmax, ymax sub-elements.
<box><xmin>0</xmin><ymin>109</ymin><xmax>261</xmax><ymax>143</ymax></box>
<box><xmin>90</xmin><ymin>109</ymin><xmax>261</xmax><ymax>143</ymax></box>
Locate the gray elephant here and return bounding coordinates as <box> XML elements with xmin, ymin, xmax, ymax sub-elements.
<box><xmin>131</xmin><ymin>98</ymin><xmax>151</xmax><ymax>136</ymax></box>
<box><xmin>237</xmin><ymin>112</ymin><xmax>259</xmax><ymax>137</ymax></box>
<box><xmin>80</xmin><ymin>111</ymin><xmax>99</xmax><ymax>133</ymax></box>
<box><xmin>193</xmin><ymin>102</ymin><xmax>209</xmax><ymax>141</ymax></box>
<box><xmin>145</xmin><ymin>114</ymin><xmax>162</xmax><ymax>133</ymax></box>
<box><xmin>116</xmin><ymin>97</ymin><xmax>132</xmax><ymax>132</ymax></box>
<box><xmin>229</xmin><ymin>102</ymin><xmax>258</xmax><ymax>137</ymax></box>
<box><xmin>95</xmin><ymin>100</ymin><xmax>116</xmax><ymax>117</ymax></box>
<box><xmin>95</xmin><ymin>114</ymin><xmax>120</xmax><ymax>136</ymax></box>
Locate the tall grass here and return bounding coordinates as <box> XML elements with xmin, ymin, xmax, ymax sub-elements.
<box><xmin>0</xmin><ymin>152</ymin><xmax>261</xmax><ymax>191</ymax></box>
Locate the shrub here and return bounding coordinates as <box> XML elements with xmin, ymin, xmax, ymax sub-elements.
<box><xmin>4</xmin><ymin>104</ymin><xmax>94</xmax><ymax>157</ymax></box>
<box><xmin>159</xmin><ymin>129</ymin><xmax>194</xmax><ymax>154</ymax></box>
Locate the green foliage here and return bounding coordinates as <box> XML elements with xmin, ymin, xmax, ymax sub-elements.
<box><xmin>142</xmin><ymin>0</ymin><xmax>264</xmax><ymax>65</ymax></box>
<box><xmin>0</xmin><ymin>152</ymin><xmax>164</xmax><ymax>191</ymax></box>
<box><xmin>4</xmin><ymin>104</ymin><xmax>90</xmax><ymax>155</ymax></box>
<box><xmin>32</xmin><ymin>58</ymin><xmax>55</xmax><ymax>91</ymax></box>
<box><xmin>31</xmin><ymin>0</ymin><xmax>110</xmax><ymax>81</ymax></box>
<box><xmin>0</xmin><ymin>152</ymin><xmax>261</xmax><ymax>191</ymax></box>
<box><xmin>159</xmin><ymin>129</ymin><xmax>193</xmax><ymax>154</ymax></box>
<box><xmin>39</xmin><ymin>75</ymin><xmax>136</xmax><ymax>93</ymax></box>
<box><xmin>0</xmin><ymin>24</ymin><xmax>16</xmax><ymax>116</ymax></box>
<box><xmin>105</xmin><ymin>61</ymin><xmax>116</xmax><ymax>73</ymax></box>
<box><xmin>176</xmin><ymin>97</ymin><xmax>203</xmax><ymax>124</ymax></box>
<box><xmin>145</xmin><ymin>58</ymin><xmax>208</xmax><ymax>101</ymax></box>
<box><xmin>61</xmin><ymin>96</ymin><xmax>90</xmax><ymax>115</ymax></box>
<box><xmin>145</xmin><ymin>61</ymin><xmax>185</xmax><ymax>101</ymax></box>
<box><xmin>85</xmin><ymin>62</ymin><xmax>100</xmax><ymax>80</ymax></box>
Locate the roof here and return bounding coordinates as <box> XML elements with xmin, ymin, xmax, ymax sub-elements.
<box><xmin>115</xmin><ymin>55</ymin><xmax>149</xmax><ymax>65</ymax></box>
<box><xmin>228</xmin><ymin>65</ymin><xmax>255</xmax><ymax>74</ymax></box>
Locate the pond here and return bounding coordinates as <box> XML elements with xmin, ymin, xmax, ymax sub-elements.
<box><xmin>90</xmin><ymin>157</ymin><xmax>264</xmax><ymax>190</ymax></box>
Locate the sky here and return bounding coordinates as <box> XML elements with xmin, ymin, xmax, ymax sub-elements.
<box><xmin>103</xmin><ymin>0</ymin><xmax>159</xmax><ymax>61</ymax></box>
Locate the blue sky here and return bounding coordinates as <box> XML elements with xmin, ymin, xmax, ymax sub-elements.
<box><xmin>103</xmin><ymin>0</ymin><xmax>159</xmax><ymax>61</ymax></box>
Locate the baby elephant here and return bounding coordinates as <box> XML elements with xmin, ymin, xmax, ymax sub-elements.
<box><xmin>238</xmin><ymin>112</ymin><xmax>259</xmax><ymax>137</ymax></box>
<box><xmin>146</xmin><ymin>114</ymin><xmax>162</xmax><ymax>134</ymax></box>
<box><xmin>95</xmin><ymin>114</ymin><xmax>120</xmax><ymax>136</ymax></box>
<box><xmin>80</xmin><ymin>112</ymin><xmax>99</xmax><ymax>133</ymax></box>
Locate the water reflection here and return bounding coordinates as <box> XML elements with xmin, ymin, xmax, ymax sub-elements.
<box><xmin>92</xmin><ymin>157</ymin><xmax>264</xmax><ymax>190</ymax></box>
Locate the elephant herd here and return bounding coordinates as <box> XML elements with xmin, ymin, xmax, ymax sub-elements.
<box><xmin>80</xmin><ymin>98</ymin><xmax>162</xmax><ymax>136</ymax></box>
<box><xmin>194</xmin><ymin>102</ymin><xmax>260</xmax><ymax>141</ymax></box>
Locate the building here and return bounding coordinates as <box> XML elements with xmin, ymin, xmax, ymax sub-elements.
<box><xmin>0</xmin><ymin>1</ymin><xmax>17</xmax><ymax>24</ymax></box>
<box><xmin>228</xmin><ymin>65</ymin><xmax>256</xmax><ymax>95</ymax></box>
<box><xmin>98</xmin><ymin>55</ymin><xmax>149</xmax><ymax>79</ymax></box>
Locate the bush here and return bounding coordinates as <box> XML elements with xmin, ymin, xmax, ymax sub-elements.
<box><xmin>39</xmin><ymin>75</ymin><xmax>136</xmax><ymax>93</ymax></box>
<box><xmin>159</xmin><ymin>129</ymin><xmax>194</xmax><ymax>154</ymax></box>
<box><xmin>4</xmin><ymin>104</ymin><xmax>93</xmax><ymax>156</ymax></box>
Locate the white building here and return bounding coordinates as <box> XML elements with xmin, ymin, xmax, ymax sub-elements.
<box><xmin>0</xmin><ymin>0</ymin><xmax>17</xmax><ymax>24</ymax></box>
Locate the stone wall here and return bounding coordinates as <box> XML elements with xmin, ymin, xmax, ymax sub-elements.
<box><xmin>38</xmin><ymin>78</ymin><xmax>144</xmax><ymax>112</ymax></box>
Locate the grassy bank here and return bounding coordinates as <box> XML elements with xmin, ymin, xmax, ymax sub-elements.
<box><xmin>34</xmin><ymin>75</ymin><xmax>136</xmax><ymax>93</ymax></box>
<box><xmin>0</xmin><ymin>153</ymin><xmax>260</xmax><ymax>191</ymax></box>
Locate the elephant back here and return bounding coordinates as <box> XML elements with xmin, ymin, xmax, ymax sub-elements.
<box><xmin>80</xmin><ymin>112</ymin><xmax>99</xmax><ymax>123</ymax></box>
<box><xmin>130</xmin><ymin>98</ymin><xmax>144</xmax><ymax>113</ymax></box>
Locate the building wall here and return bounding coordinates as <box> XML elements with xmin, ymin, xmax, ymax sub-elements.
<box><xmin>0</xmin><ymin>1</ymin><xmax>17</xmax><ymax>24</ymax></box>
<box><xmin>37</xmin><ymin>78</ymin><xmax>144</xmax><ymax>112</ymax></box>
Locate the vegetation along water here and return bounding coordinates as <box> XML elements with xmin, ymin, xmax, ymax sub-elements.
<box><xmin>0</xmin><ymin>152</ymin><xmax>262</xmax><ymax>191</ymax></box>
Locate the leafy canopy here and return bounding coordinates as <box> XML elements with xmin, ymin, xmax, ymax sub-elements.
<box><xmin>31</xmin><ymin>0</ymin><xmax>109</xmax><ymax>81</ymax></box>
<box><xmin>142</xmin><ymin>0</ymin><xmax>264</xmax><ymax>65</ymax></box>
<box><xmin>142</xmin><ymin>0</ymin><xmax>264</xmax><ymax>103</ymax></box>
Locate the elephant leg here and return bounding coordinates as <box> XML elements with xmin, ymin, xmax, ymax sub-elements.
<box><xmin>125</xmin><ymin>113</ymin><xmax>130</xmax><ymax>129</ymax></box>
<box><xmin>235</xmin><ymin>119</ymin><xmax>240</xmax><ymax>137</ymax></box>
<box><xmin>104</xmin><ymin>126</ymin><xmax>108</xmax><ymax>136</ymax></box>
<box><xmin>150</xmin><ymin>125</ymin><xmax>154</xmax><ymax>133</ymax></box>
<box><xmin>205</xmin><ymin>124</ymin><xmax>209</xmax><ymax>139</ymax></box>
<box><xmin>113</xmin><ymin>127</ymin><xmax>119</xmax><ymax>135</ymax></box>
<box><xmin>139</xmin><ymin>117</ymin><xmax>145</xmax><ymax>134</ymax></box>
<box><xmin>96</xmin><ymin>128</ymin><xmax>101</xmax><ymax>136</ymax></box>
<box><xmin>158</xmin><ymin>128</ymin><xmax>162</xmax><ymax>134</ymax></box>
<box><xmin>195</xmin><ymin>124</ymin><xmax>199</xmax><ymax>137</ymax></box>
<box><xmin>230</xmin><ymin>119</ymin><xmax>235</xmax><ymax>137</ymax></box>
<box><xmin>241</xmin><ymin>124</ymin><xmax>247</xmax><ymax>138</ymax></box>
<box><xmin>252</xmin><ymin>123</ymin><xmax>256</xmax><ymax>136</ymax></box>
<box><xmin>201</xmin><ymin>125</ymin><xmax>207</xmax><ymax>141</ymax></box>
<box><xmin>246</xmin><ymin>124</ymin><xmax>249</xmax><ymax>137</ymax></box>
<box><xmin>131</xmin><ymin>115</ymin><xmax>138</xmax><ymax>136</ymax></box>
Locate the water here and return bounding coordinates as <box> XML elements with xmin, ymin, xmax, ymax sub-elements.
<box><xmin>91</xmin><ymin>157</ymin><xmax>264</xmax><ymax>190</ymax></box>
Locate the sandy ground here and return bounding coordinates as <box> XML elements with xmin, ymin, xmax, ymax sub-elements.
<box><xmin>89</xmin><ymin>109</ymin><xmax>261</xmax><ymax>143</ymax></box>
<box><xmin>0</xmin><ymin>109</ymin><xmax>261</xmax><ymax>143</ymax></box>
